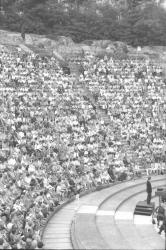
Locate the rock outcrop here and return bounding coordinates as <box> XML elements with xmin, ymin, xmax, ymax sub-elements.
<box><xmin>0</xmin><ymin>29</ymin><xmax>166</xmax><ymax>65</ymax></box>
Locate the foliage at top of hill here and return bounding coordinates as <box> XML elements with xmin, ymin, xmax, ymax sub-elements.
<box><xmin>0</xmin><ymin>0</ymin><xmax>166</xmax><ymax>46</ymax></box>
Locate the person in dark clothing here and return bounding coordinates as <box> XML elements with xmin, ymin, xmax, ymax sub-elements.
<box><xmin>156</xmin><ymin>205</ymin><xmax>165</xmax><ymax>227</ymax></box>
<box><xmin>158</xmin><ymin>219</ymin><xmax>166</xmax><ymax>234</ymax></box>
<box><xmin>146</xmin><ymin>176</ymin><xmax>152</xmax><ymax>204</ymax></box>
<box><xmin>78</xmin><ymin>63</ymin><xmax>85</xmax><ymax>77</ymax></box>
<box><xmin>68</xmin><ymin>178</ymin><xmax>76</xmax><ymax>196</ymax></box>
<box><xmin>107</xmin><ymin>165</ymin><xmax>115</xmax><ymax>182</ymax></box>
<box><xmin>21</xmin><ymin>23</ymin><xmax>26</xmax><ymax>41</ymax></box>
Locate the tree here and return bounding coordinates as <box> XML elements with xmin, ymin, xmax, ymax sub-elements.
<box><xmin>127</xmin><ymin>0</ymin><xmax>144</xmax><ymax>10</ymax></box>
<box><xmin>63</xmin><ymin>0</ymin><xmax>88</xmax><ymax>11</ymax></box>
<box><xmin>1</xmin><ymin>0</ymin><xmax>166</xmax><ymax>46</ymax></box>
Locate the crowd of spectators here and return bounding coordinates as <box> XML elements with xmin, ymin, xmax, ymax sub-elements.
<box><xmin>0</xmin><ymin>46</ymin><xmax>165</xmax><ymax>248</ymax></box>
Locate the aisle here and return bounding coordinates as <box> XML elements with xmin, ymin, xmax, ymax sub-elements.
<box><xmin>42</xmin><ymin>203</ymin><xmax>77</xmax><ymax>249</ymax></box>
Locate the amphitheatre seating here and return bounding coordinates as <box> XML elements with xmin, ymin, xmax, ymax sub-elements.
<box><xmin>0</xmin><ymin>48</ymin><xmax>166</xmax><ymax>249</ymax></box>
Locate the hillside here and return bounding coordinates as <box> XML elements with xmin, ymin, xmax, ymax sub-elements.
<box><xmin>1</xmin><ymin>29</ymin><xmax>166</xmax><ymax>68</ymax></box>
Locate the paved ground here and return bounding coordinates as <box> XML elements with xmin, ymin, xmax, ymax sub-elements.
<box><xmin>42</xmin><ymin>176</ymin><xmax>166</xmax><ymax>249</ymax></box>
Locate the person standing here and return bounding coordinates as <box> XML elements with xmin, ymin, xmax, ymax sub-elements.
<box><xmin>146</xmin><ymin>176</ymin><xmax>152</xmax><ymax>204</ymax></box>
<box><xmin>21</xmin><ymin>22</ymin><xmax>26</xmax><ymax>41</ymax></box>
<box><xmin>107</xmin><ymin>165</ymin><xmax>115</xmax><ymax>183</ymax></box>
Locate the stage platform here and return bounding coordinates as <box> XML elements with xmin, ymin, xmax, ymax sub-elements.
<box><xmin>134</xmin><ymin>201</ymin><xmax>155</xmax><ymax>216</ymax></box>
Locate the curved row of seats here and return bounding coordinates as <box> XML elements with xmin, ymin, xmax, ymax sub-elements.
<box><xmin>71</xmin><ymin>175</ymin><xmax>165</xmax><ymax>250</ymax></box>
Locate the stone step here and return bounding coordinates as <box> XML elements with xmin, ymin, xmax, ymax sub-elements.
<box><xmin>97</xmin><ymin>217</ymin><xmax>131</xmax><ymax>249</ymax></box>
<box><xmin>44</xmin><ymin>238</ymin><xmax>71</xmax><ymax>243</ymax></box>
<box><xmin>43</xmin><ymin>230</ymin><xmax>71</xmax><ymax>236</ymax></box>
<box><xmin>44</xmin><ymin>228</ymin><xmax>70</xmax><ymax>234</ymax></box>
<box><xmin>45</xmin><ymin>243</ymin><xmax>72</xmax><ymax>249</ymax></box>
<box><xmin>43</xmin><ymin>234</ymin><xmax>70</xmax><ymax>239</ymax></box>
<box><xmin>134</xmin><ymin>210</ymin><xmax>152</xmax><ymax>216</ymax></box>
<box><xmin>50</xmin><ymin>216</ymin><xmax>74</xmax><ymax>220</ymax></box>
<box><xmin>44</xmin><ymin>224</ymin><xmax>70</xmax><ymax>229</ymax></box>
<box><xmin>117</xmin><ymin>223</ymin><xmax>152</xmax><ymax>250</ymax></box>
<box><xmin>48</xmin><ymin>221</ymin><xmax>72</xmax><ymax>224</ymax></box>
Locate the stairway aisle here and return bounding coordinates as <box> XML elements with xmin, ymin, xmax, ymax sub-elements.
<box><xmin>42</xmin><ymin>203</ymin><xmax>77</xmax><ymax>249</ymax></box>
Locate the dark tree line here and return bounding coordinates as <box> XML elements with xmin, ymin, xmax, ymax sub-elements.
<box><xmin>0</xmin><ymin>0</ymin><xmax>166</xmax><ymax>46</ymax></box>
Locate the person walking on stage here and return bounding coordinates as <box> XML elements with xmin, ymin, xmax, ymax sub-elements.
<box><xmin>146</xmin><ymin>176</ymin><xmax>152</xmax><ymax>204</ymax></box>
